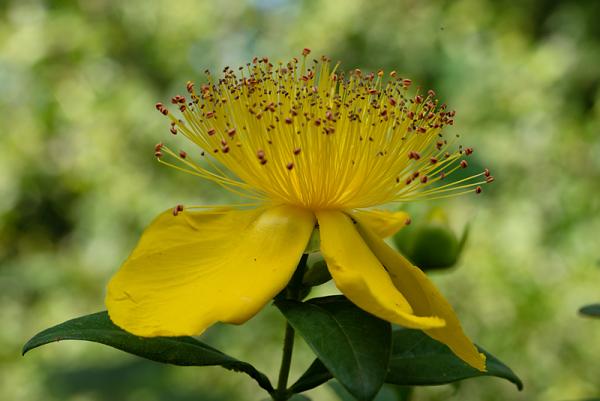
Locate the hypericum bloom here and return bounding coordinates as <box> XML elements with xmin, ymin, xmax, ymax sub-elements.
<box><xmin>107</xmin><ymin>50</ymin><xmax>492</xmax><ymax>371</ymax></box>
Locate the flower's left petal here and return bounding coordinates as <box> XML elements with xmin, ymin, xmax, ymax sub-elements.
<box><xmin>316</xmin><ymin>210</ymin><xmax>445</xmax><ymax>330</ymax></box>
<box><xmin>352</xmin><ymin>209</ymin><xmax>410</xmax><ymax>238</ymax></box>
<box><xmin>106</xmin><ymin>205</ymin><xmax>315</xmax><ymax>337</ymax></box>
<box><xmin>354</xmin><ymin>219</ymin><xmax>487</xmax><ymax>371</ymax></box>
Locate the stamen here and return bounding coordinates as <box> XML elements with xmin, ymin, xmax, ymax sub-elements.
<box><xmin>151</xmin><ymin>51</ymin><xmax>491</xmax><ymax>209</ymax></box>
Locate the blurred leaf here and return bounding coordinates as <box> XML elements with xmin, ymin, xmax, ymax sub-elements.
<box><xmin>22</xmin><ymin>312</ymin><xmax>273</xmax><ymax>393</ymax></box>
<box><xmin>387</xmin><ymin>329</ymin><xmax>523</xmax><ymax>390</ymax></box>
<box><xmin>291</xmin><ymin>329</ymin><xmax>522</xmax><ymax>393</ymax></box>
<box><xmin>579</xmin><ymin>304</ymin><xmax>600</xmax><ymax>318</ymax></box>
<box><xmin>276</xmin><ymin>296</ymin><xmax>391</xmax><ymax>401</ymax></box>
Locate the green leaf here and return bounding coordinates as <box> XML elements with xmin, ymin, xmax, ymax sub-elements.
<box><xmin>579</xmin><ymin>304</ymin><xmax>600</xmax><ymax>318</ymax></box>
<box><xmin>277</xmin><ymin>296</ymin><xmax>391</xmax><ymax>401</ymax></box>
<box><xmin>290</xmin><ymin>359</ymin><xmax>332</xmax><ymax>394</ymax></box>
<box><xmin>22</xmin><ymin>311</ymin><xmax>273</xmax><ymax>393</ymax></box>
<box><xmin>292</xmin><ymin>329</ymin><xmax>522</xmax><ymax>394</ymax></box>
<box><xmin>387</xmin><ymin>329</ymin><xmax>523</xmax><ymax>390</ymax></box>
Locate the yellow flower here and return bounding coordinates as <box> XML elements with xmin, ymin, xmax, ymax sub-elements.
<box><xmin>106</xmin><ymin>50</ymin><xmax>491</xmax><ymax>371</ymax></box>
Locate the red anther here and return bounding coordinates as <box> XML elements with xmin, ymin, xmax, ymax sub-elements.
<box><xmin>380</xmin><ymin>109</ymin><xmax>387</xmax><ymax>117</ymax></box>
<box><xmin>221</xmin><ymin>145</ymin><xmax>230</xmax><ymax>153</ymax></box>
<box><xmin>430</xmin><ymin>157</ymin><xmax>438</xmax><ymax>164</ymax></box>
<box><xmin>417</xmin><ymin>127</ymin><xmax>427</xmax><ymax>134</ymax></box>
<box><xmin>220</xmin><ymin>139</ymin><xmax>227</xmax><ymax>146</ymax></box>
<box><xmin>486</xmin><ymin>176</ymin><xmax>495</xmax><ymax>183</ymax></box>
<box><xmin>402</xmin><ymin>79</ymin><xmax>412</xmax><ymax>87</ymax></box>
<box><xmin>412</xmin><ymin>171</ymin><xmax>420</xmax><ymax>178</ymax></box>
<box><xmin>390</xmin><ymin>71</ymin><xmax>397</xmax><ymax>77</ymax></box>
<box><xmin>326</xmin><ymin>110</ymin><xmax>333</xmax><ymax>120</ymax></box>
<box><xmin>179</xmin><ymin>104</ymin><xmax>186</xmax><ymax>112</ymax></box>
<box><xmin>484</xmin><ymin>168</ymin><xmax>491</xmax><ymax>177</ymax></box>
<box><xmin>420</xmin><ymin>175</ymin><xmax>429</xmax><ymax>184</ymax></box>
<box><xmin>186</xmin><ymin>81</ymin><xmax>194</xmax><ymax>93</ymax></box>
<box><xmin>257</xmin><ymin>150</ymin><xmax>265</xmax><ymax>159</ymax></box>
<box><xmin>227</xmin><ymin>128</ymin><xmax>236</xmax><ymax>137</ymax></box>
<box><xmin>405</xmin><ymin>178</ymin><xmax>412</xmax><ymax>185</ymax></box>
<box><xmin>436</xmin><ymin>140</ymin><xmax>444</xmax><ymax>150</ymax></box>
<box><xmin>460</xmin><ymin>160</ymin><xmax>468</xmax><ymax>168</ymax></box>
<box><xmin>302</xmin><ymin>48</ymin><xmax>311</xmax><ymax>56</ymax></box>
<box><xmin>179</xmin><ymin>150</ymin><xmax>187</xmax><ymax>159</ymax></box>
<box><xmin>260</xmin><ymin>159</ymin><xmax>268</xmax><ymax>165</ymax></box>
<box><xmin>155</xmin><ymin>102</ymin><xmax>169</xmax><ymax>115</ymax></box>
<box><xmin>368</xmin><ymin>89</ymin><xmax>379</xmax><ymax>95</ymax></box>
<box><xmin>207</xmin><ymin>128</ymin><xmax>216</xmax><ymax>136</ymax></box>
<box><xmin>154</xmin><ymin>151</ymin><xmax>163</xmax><ymax>158</ymax></box>
<box><xmin>465</xmin><ymin>147</ymin><xmax>474</xmax><ymax>155</ymax></box>
<box><xmin>285</xmin><ymin>117</ymin><xmax>293</xmax><ymax>124</ymax></box>
<box><xmin>404</xmin><ymin>217</ymin><xmax>412</xmax><ymax>225</ymax></box>
<box><xmin>388</xmin><ymin>97</ymin><xmax>397</xmax><ymax>106</ymax></box>
<box><xmin>314</xmin><ymin>118</ymin><xmax>322</xmax><ymax>126</ymax></box>
<box><xmin>293</xmin><ymin>147</ymin><xmax>301</xmax><ymax>155</ymax></box>
<box><xmin>475</xmin><ymin>186</ymin><xmax>483</xmax><ymax>194</ymax></box>
<box><xmin>439</xmin><ymin>172</ymin><xmax>446</xmax><ymax>179</ymax></box>
<box><xmin>286</xmin><ymin>162</ymin><xmax>294</xmax><ymax>170</ymax></box>
<box><xmin>262</xmin><ymin>56</ymin><xmax>269</xmax><ymax>63</ymax></box>
<box><xmin>170</xmin><ymin>126</ymin><xmax>178</xmax><ymax>135</ymax></box>
<box><xmin>448</xmin><ymin>110</ymin><xmax>456</xmax><ymax>117</ymax></box>
<box><xmin>407</xmin><ymin>111</ymin><xmax>415</xmax><ymax>119</ymax></box>
<box><xmin>206</xmin><ymin>111</ymin><xmax>215</xmax><ymax>118</ymax></box>
<box><xmin>415</xmin><ymin>95</ymin><xmax>423</xmax><ymax>104</ymax></box>
<box><xmin>427</xmin><ymin>89</ymin><xmax>436</xmax><ymax>97</ymax></box>
<box><xmin>408</xmin><ymin>151</ymin><xmax>421</xmax><ymax>160</ymax></box>
<box><xmin>172</xmin><ymin>204</ymin><xmax>184</xmax><ymax>216</ymax></box>
<box><xmin>154</xmin><ymin>142</ymin><xmax>163</xmax><ymax>152</ymax></box>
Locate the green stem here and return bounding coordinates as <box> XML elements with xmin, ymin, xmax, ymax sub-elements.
<box><xmin>272</xmin><ymin>253</ymin><xmax>309</xmax><ymax>401</ymax></box>
<box><xmin>275</xmin><ymin>322</ymin><xmax>295</xmax><ymax>398</ymax></box>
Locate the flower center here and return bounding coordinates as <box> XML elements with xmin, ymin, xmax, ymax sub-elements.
<box><xmin>154</xmin><ymin>50</ymin><xmax>492</xmax><ymax>211</ymax></box>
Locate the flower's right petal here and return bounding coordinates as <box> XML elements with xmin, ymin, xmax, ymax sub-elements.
<box><xmin>354</xmin><ymin>219</ymin><xmax>486</xmax><ymax>371</ymax></box>
<box><xmin>107</xmin><ymin>205</ymin><xmax>315</xmax><ymax>337</ymax></box>
<box><xmin>316</xmin><ymin>210</ymin><xmax>445</xmax><ymax>330</ymax></box>
<box><xmin>352</xmin><ymin>209</ymin><xmax>411</xmax><ymax>238</ymax></box>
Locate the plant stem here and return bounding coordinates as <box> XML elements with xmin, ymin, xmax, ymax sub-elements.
<box><xmin>272</xmin><ymin>253</ymin><xmax>309</xmax><ymax>401</ymax></box>
<box><xmin>275</xmin><ymin>322</ymin><xmax>295</xmax><ymax>398</ymax></box>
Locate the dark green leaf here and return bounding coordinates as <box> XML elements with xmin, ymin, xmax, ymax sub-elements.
<box><xmin>277</xmin><ymin>296</ymin><xmax>391</xmax><ymax>401</ymax></box>
<box><xmin>290</xmin><ymin>359</ymin><xmax>332</xmax><ymax>394</ymax></box>
<box><xmin>579</xmin><ymin>304</ymin><xmax>600</xmax><ymax>318</ymax></box>
<box><xmin>292</xmin><ymin>329</ymin><xmax>522</xmax><ymax>394</ymax></box>
<box><xmin>387</xmin><ymin>329</ymin><xmax>523</xmax><ymax>390</ymax></box>
<box><xmin>22</xmin><ymin>311</ymin><xmax>273</xmax><ymax>393</ymax></box>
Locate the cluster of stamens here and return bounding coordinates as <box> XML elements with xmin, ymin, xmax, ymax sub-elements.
<box><xmin>153</xmin><ymin>49</ymin><xmax>493</xmax><ymax>211</ymax></box>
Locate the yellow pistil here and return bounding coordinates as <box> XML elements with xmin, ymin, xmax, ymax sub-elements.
<box><xmin>154</xmin><ymin>50</ymin><xmax>491</xmax><ymax>211</ymax></box>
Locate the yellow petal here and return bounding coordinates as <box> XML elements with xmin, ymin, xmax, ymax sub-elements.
<box><xmin>316</xmin><ymin>210</ymin><xmax>445</xmax><ymax>330</ymax></box>
<box><xmin>354</xmin><ymin>219</ymin><xmax>487</xmax><ymax>371</ymax></box>
<box><xmin>353</xmin><ymin>209</ymin><xmax>410</xmax><ymax>238</ymax></box>
<box><xmin>107</xmin><ymin>205</ymin><xmax>315</xmax><ymax>337</ymax></box>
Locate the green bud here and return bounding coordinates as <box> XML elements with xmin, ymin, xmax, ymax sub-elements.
<box><xmin>302</xmin><ymin>255</ymin><xmax>332</xmax><ymax>286</ymax></box>
<box><xmin>393</xmin><ymin>207</ymin><xmax>469</xmax><ymax>271</ymax></box>
<box><xmin>304</xmin><ymin>227</ymin><xmax>321</xmax><ymax>254</ymax></box>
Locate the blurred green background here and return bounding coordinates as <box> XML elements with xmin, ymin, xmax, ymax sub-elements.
<box><xmin>1</xmin><ymin>0</ymin><xmax>599</xmax><ymax>400</ymax></box>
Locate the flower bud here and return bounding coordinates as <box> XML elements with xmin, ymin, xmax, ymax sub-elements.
<box><xmin>393</xmin><ymin>207</ymin><xmax>469</xmax><ymax>271</ymax></box>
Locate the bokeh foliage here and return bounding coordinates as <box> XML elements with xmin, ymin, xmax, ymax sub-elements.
<box><xmin>1</xmin><ymin>0</ymin><xmax>599</xmax><ymax>400</ymax></box>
